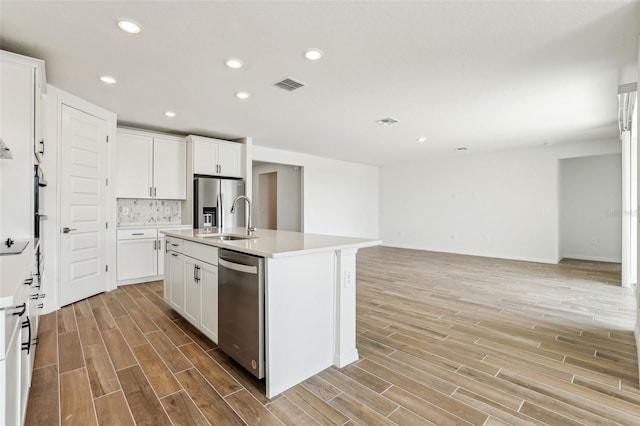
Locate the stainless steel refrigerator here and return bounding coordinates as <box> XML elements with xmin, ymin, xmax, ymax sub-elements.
<box><xmin>193</xmin><ymin>177</ymin><xmax>246</xmax><ymax>230</ymax></box>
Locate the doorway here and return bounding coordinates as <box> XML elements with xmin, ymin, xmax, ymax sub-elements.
<box><xmin>258</xmin><ymin>172</ymin><xmax>277</xmax><ymax>229</ymax></box>
<box><xmin>252</xmin><ymin>161</ymin><xmax>302</xmax><ymax>232</ymax></box>
<box><xmin>559</xmin><ymin>154</ymin><xmax>622</xmax><ymax>264</ymax></box>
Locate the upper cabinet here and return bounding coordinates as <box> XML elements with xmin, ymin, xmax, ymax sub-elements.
<box><xmin>0</xmin><ymin>51</ymin><xmax>45</xmax><ymax>242</ymax></box>
<box><xmin>188</xmin><ymin>135</ymin><xmax>242</xmax><ymax>178</ymax></box>
<box><xmin>117</xmin><ymin>128</ymin><xmax>186</xmax><ymax>199</ymax></box>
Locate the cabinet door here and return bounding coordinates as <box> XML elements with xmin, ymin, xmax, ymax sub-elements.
<box><xmin>183</xmin><ymin>258</ymin><xmax>201</xmax><ymax>327</ymax></box>
<box><xmin>169</xmin><ymin>253</ymin><xmax>185</xmax><ymax>311</ymax></box>
<box><xmin>163</xmin><ymin>240</ymin><xmax>171</xmax><ymax>299</ymax></box>
<box><xmin>2</xmin><ymin>325</ymin><xmax>21</xmax><ymax>426</ymax></box>
<box><xmin>117</xmin><ymin>132</ymin><xmax>153</xmax><ymax>198</ymax></box>
<box><xmin>153</xmin><ymin>137</ymin><xmax>186</xmax><ymax>199</ymax></box>
<box><xmin>117</xmin><ymin>239</ymin><xmax>157</xmax><ymax>280</ymax></box>
<box><xmin>193</xmin><ymin>140</ymin><xmax>218</xmax><ymax>176</ymax></box>
<box><xmin>19</xmin><ymin>315</ymin><xmax>32</xmax><ymax>420</ymax></box>
<box><xmin>157</xmin><ymin>238</ymin><xmax>165</xmax><ymax>276</ymax></box>
<box><xmin>199</xmin><ymin>262</ymin><xmax>218</xmax><ymax>343</ymax></box>
<box><xmin>217</xmin><ymin>142</ymin><xmax>242</xmax><ymax>178</ymax></box>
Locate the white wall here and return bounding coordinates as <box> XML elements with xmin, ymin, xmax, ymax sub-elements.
<box><xmin>252</xmin><ymin>146</ymin><xmax>379</xmax><ymax>239</ymax></box>
<box><xmin>380</xmin><ymin>140</ymin><xmax>621</xmax><ymax>263</ymax></box>
<box><xmin>560</xmin><ymin>154</ymin><xmax>622</xmax><ymax>262</ymax></box>
<box><xmin>252</xmin><ymin>162</ymin><xmax>302</xmax><ymax>232</ymax></box>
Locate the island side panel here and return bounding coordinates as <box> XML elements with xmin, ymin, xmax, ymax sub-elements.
<box><xmin>264</xmin><ymin>251</ymin><xmax>335</xmax><ymax>398</ymax></box>
<box><xmin>334</xmin><ymin>248</ymin><xmax>359</xmax><ymax>367</ymax></box>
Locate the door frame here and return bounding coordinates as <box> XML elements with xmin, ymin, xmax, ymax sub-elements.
<box><xmin>42</xmin><ymin>85</ymin><xmax>117</xmax><ymax>311</ymax></box>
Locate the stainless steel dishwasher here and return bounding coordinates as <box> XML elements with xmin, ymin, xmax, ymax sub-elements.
<box><xmin>218</xmin><ymin>249</ymin><xmax>265</xmax><ymax>379</ymax></box>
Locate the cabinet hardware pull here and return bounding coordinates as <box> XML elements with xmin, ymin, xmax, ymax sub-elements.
<box><xmin>154</xmin><ymin>187</ymin><xmax>157</xmax><ymax>197</ymax></box>
<box><xmin>13</xmin><ymin>303</ymin><xmax>26</xmax><ymax>316</ymax></box>
<box><xmin>171</xmin><ymin>243</ymin><xmax>178</xmax><ymax>247</ymax></box>
<box><xmin>37</xmin><ymin>303</ymin><xmax>44</xmax><ymax>309</ymax></box>
<box><xmin>153</xmin><ymin>240</ymin><xmax>157</xmax><ymax>250</ymax></box>
<box><xmin>33</xmin><ymin>337</ymin><xmax>39</xmax><ymax>345</ymax></box>
<box><xmin>131</xmin><ymin>232</ymin><xmax>144</xmax><ymax>236</ymax></box>
<box><xmin>171</xmin><ymin>253</ymin><xmax>178</xmax><ymax>257</ymax></box>
<box><xmin>150</xmin><ymin>187</ymin><xmax>153</xmax><ymax>196</ymax></box>
<box><xmin>24</xmin><ymin>277</ymin><xmax>34</xmax><ymax>286</ymax></box>
<box><xmin>21</xmin><ymin>317</ymin><xmax>32</xmax><ymax>354</ymax></box>
<box><xmin>39</xmin><ymin>139</ymin><xmax>45</xmax><ymax>155</ymax></box>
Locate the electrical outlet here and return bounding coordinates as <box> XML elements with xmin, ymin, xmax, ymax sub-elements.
<box><xmin>164</xmin><ymin>207</ymin><xmax>171</xmax><ymax>215</ymax></box>
<box><xmin>344</xmin><ymin>270</ymin><xmax>355</xmax><ymax>288</ymax></box>
<box><xmin>122</xmin><ymin>207</ymin><xmax>130</xmax><ymax>216</ymax></box>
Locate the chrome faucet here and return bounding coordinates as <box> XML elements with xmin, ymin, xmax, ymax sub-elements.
<box><xmin>230</xmin><ymin>195</ymin><xmax>256</xmax><ymax>235</ymax></box>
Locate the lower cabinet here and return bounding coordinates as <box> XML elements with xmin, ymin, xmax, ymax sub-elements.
<box><xmin>1</xmin><ymin>246</ymin><xmax>43</xmax><ymax>426</ymax></box>
<box><xmin>164</xmin><ymin>237</ymin><xmax>218</xmax><ymax>343</ymax></box>
<box><xmin>117</xmin><ymin>226</ymin><xmax>190</xmax><ymax>283</ymax></box>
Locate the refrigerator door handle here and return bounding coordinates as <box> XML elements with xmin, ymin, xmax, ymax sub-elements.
<box><xmin>217</xmin><ymin>192</ymin><xmax>224</xmax><ymax>229</ymax></box>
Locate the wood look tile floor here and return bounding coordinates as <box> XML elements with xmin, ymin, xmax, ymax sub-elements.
<box><xmin>25</xmin><ymin>246</ymin><xmax>640</xmax><ymax>425</ymax></box>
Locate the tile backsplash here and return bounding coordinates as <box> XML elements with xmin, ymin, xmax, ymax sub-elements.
<box><xmin>117</xmin><ymin>199</ymin><xmax>182</xmax><ymax>226</ymax></box>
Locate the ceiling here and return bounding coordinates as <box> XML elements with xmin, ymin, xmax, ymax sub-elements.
<box><xmin>1</xmin><ymin>1</ymin><xmax>638</xmax><ymax>166</ymax></box>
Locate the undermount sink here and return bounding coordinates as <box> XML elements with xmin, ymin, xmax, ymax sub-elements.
<box><xmin>196</xmin><ymin>233</ymin><xmax>257</xmax><ymax>241</ymax></box>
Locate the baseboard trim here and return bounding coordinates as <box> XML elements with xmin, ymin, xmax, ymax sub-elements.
<box><xmin>561</xmin><ymin>254</ymin><xmax>622</xmax><ymax>263</ymax></box>
<box><xmin>381</xmin><ymin>244</ymin><xmax>558</xmax><ymax>265</ymax></box>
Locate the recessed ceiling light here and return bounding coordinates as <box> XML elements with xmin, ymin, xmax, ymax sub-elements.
<box><xmin>235</xmin><ymin>91</ymin><xmax>250</xmax><ymax>100</ymax></box>
<box><xmin>99</xmin><ymin>75</ymin><xmax>117</xmax><ymax>84</ymax></box>
<box><xmin>416</xmin><ymin>137</ymin><xmax>427</xmax><ymax>143</ymax></box>
<box><xmin>117</xmin><ymin>19</ymin><xmax>142</xmax><ymax>34</ymax></box>
<box><xmin>164</xmin><ymin>111</ymin><xmax>176</xmax><ymax>117</ymax></box>
<box><xmin>304</xmin><ymin>48</ymin><xmax>324</xmax><ymax>61</ymax></box>
<box><xmin>226</xmin><ymin>58</ymin><xmax>244</xmax><ymax>69</ymax></box>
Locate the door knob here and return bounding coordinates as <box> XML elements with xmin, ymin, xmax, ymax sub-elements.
<box><xmin>62</xmin><ymin>227</ymin><xmax>77</xmax><ymax>234</ymax></box>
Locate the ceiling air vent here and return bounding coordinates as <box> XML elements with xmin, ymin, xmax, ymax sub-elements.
<box><xmin>376</xmin><ymin>117</ymin><xmax>399</xmax><ymax>125</ymax></box>
<box><xmin>274</xmin><ymin>77</ymin><xmax>306</xmax><ymax>91</ymax></box>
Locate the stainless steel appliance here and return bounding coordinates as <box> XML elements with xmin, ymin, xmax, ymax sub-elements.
<box><xmin>193</xmin><ymin>177</ymin><xmax>245</xmax><ymax>229</ymax></box>
<box><xmin>218</xmin><ymin>249</ymin><xmax>265</xmax><ymax>379</ymax></box>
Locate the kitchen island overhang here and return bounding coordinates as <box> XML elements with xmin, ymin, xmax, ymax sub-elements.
<box><xmin>161</xmin><ymin>228</ymin><xmax>381</xmax><ymax>398</ymax></box>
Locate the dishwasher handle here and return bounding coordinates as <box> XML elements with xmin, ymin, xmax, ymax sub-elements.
<box><xmin>219</xmin><ymin>258</ymin><xmax>258</xmax><ymax>275</ymax></box>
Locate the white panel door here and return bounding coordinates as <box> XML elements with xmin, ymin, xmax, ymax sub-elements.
<box><xmin>116</xmin><ymin>132</ymin><xmax>153</xmax><ymax>198</ymax></box>
<box><xmin>153</xmin><ymin>137</ymin><xmax>186</xmax><ymax>199</ymax></box>
<box><xmin>60</xmin><ymin>105</ymin><xmax>108</xmax><ymax>306</ymax></box>
<box><xmin>217</xmin><ymin>142</ymin><xmax>242</xmax><ymax>177</ymax></box>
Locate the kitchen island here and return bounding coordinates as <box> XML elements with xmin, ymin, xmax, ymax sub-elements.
<box><xmin>161</xmin><ymin>228</ymin><xmax>381</xmax><ymax>398</ymax></box>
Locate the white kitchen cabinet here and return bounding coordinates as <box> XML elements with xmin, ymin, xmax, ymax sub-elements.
<box><xmin>116</xmin><ymin>132</ymin><xmax>153</xmax><ymax>199</ymax></box>
<box><xmin>169</xmin><ymin>252</ymin><xmax>185</xmax><ymax>311</ymax></box>
<box><xmin>183</xmin><ymin>257</ymin><xmax>201</xmax><ymax>326</ymax></box>
<box><xmin>189</xmin><ymin>135</ymin><xmax>242</xmax><ymax>178</ymax></box>
<box><xmin>153</xmin><ymin>137</ymin><xmax>187</xmax><ymax>199</ymax></box>
<box><xmin>116</xmin><ymin>227</ymin><xmax>189</xmax><ymax>283</ymax></box>
<box><xmin>1</xmin><ymin>245</ymin><xmax>43</xmax><ymax>426</ymax></box>
<box><xmin>1</xmin><ymin>51</ymin><xmax>45</xmax><ymax>243</ymax></box>
<box><xmin>199</xmin><ymin>262</ymin><xmax>218</xmax><ymax>342</ymax></box>
<box><xmin>117</xmin><ymin>238</ymin><xmax>157</xmax><ymax>281</ymax></box>
<box><xmin>163</xmin><ymin>237</ymin><xmax>218</xmax><ymax>343</ymax></box>
<box><xmin>117</xmin><ymin>128</ymin><xmax>186</xmax><ymax>199</ymax></box>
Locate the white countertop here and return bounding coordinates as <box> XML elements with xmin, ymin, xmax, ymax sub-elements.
<box><xmin>161</xmin><ymin>228</ymin><xmax>381</xmax><ymax>259</ymax></box>
<box><xmin>0</xmin><ymin>239</ymin><xmax>36</xmax><ymax>309</ymax></box>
